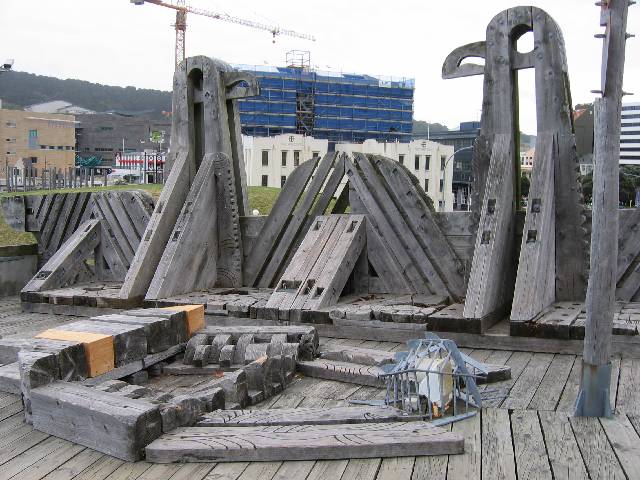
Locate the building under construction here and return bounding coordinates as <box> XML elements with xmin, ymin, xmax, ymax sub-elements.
<box><xmin>237</xmin><ymin>51</ymin><xmax>414</xmax><ymax>145</ymax></box>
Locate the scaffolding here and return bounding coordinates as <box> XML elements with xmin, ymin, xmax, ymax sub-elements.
<box><xmin>235</xmin><ymin>58</ymin><xmax>414</xmax><ymax>143</ymax></box>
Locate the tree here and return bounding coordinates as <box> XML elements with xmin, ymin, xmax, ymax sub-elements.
<box><xmin>581</xmin><ymin>165</ymin><xmax>640</xmax><ymax>207</ymax></box>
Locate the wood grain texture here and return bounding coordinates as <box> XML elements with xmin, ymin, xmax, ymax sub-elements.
<box><xmin>145</xmin><ymin>422</ymin><xmax>464</xmax><ymax>463</ymax></box>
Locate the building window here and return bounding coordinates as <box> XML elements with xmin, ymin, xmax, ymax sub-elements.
<box><xmin>29</xmin><ymin>157</ymin><xmax>37</xmax><ymax>165</ymax></box>
<box><xmin>439</xmin><ymin>200</ymin><xmax>444</xmax><ymax>209</ymax></box>
<box><xmin>414</xmin><ymin>155</ymin><xmax>420</xmax><ymax>170</ymax></box>
<box><xmin>439</xmin><ymin>179</ymin><xmax>444</xmax><ymax>192</ymax></box>
<box><xmin>99</xmin><ymin>126</ymin><xmax>114</xmax><ymax>131</ymax></box>
<box><xmin>294</xmin><ymin>150</ymin><xmax>300</xmax><ymax>166</ymax></box>
<box><xmin>398</xmin><ymin>154</ymin><xmax>404</xmax><ymax>165</ymax></box>
<box><xmin>424</xmin><ymin>179</ymin><xmax>429</xmax><ymax>192</ymax></box>
<box><xmin>281</xmin><ymin>151</ymin><xmax>287</xmax><ymax>167</ymax></box>
<box><xmin>441</xmin><ymin>156</ymin><xmax>446</xmax><ymax>170</ymax></box>
<box><xmin>5</xmin><ymin>138</ymin><xmax>15</xmax><ymax>143</ymax></box>
<box><xmin>261</xmin><ymin>175</ymin><xmax>269</xmax><ymax>187</ymax></box>
<box><xmin>28</xmin><ymin>129</ymin><xmax>38</xmax><ymax>149</ymax></box>
<box><xmin>261</xmin><ymin>150</ymin><xmax>269</xmax><ymax>166</ymax></box>
<box><xmin>281</xmin><ymin>175</ymin><xmax>287</xmax><ymax>187</ymax></box>
<box><xmin>312</xmin><ymin>151</ymin><xmax>320</xmax><ymax>159</ymax></box>
<box><xmin>425</xmin><ymin>155</ymin><xmax>431</xmax><ymax>170</ymax></box>
<box><xmin>5</xmin><ymin>121</ymin><xmax>16</xmax><ymax>128</ymax></box>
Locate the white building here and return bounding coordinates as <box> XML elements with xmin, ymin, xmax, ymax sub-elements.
<box><xmin>520</xmin><ymin>147</ymin><xmax>535</xmax><ymax>178</ymax></box>
<box><xmin>621</xmin><ymin>102</ymin><xmax>640</xmax><ymax>164</ymax></box>
<box><xmin>241</xmin><ymin>135</ymin><xmax>455</xmax><ymax>211</ymax></box>
<box><xmin>336</xmin><ymin>139</ymin><xmax>455</xmax><ymax>211</ymax></box>
<box><xmin>242</xmin><ymin>134</ymin><xmax>328</xmax><ymax>188</ymax></box>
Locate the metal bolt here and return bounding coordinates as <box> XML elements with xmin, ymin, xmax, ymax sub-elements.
<box><xmin>626</xmin><ymin>33</ymin><xmax>636</xmax><ymax>39</ymax></box>
<box><xmin>591</xmin><ymin>89</ymin><xmax>603</xmax><ymax>94</ymax></box>
<box><xmin>594</xmin><ymin>33</ymin><xmax>606</xmax><ymax>38</ymax></box>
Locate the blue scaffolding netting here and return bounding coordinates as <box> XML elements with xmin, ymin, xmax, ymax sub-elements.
<box><xmin>235</xmin><ymin>65</ymin><xmax>414</xmax><ymax>143</ymax></box>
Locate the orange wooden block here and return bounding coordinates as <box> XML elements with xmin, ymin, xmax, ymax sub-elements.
<box><xmin>160</xmin><ymin>304</ymin><xmax>205</xmax><ymax>336</ymax></box>
<box><xmin>36</xmin><ymin>329</ymin><xmax>115</xmax><ymax>377</ymax></box>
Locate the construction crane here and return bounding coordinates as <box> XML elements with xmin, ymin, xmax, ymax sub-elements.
<box><xmin>130</xmin><ymin>0</ymin><xmax>315</xmax><ymax>68</ymax></box>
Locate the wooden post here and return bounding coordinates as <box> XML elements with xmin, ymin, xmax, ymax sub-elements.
<box><xmin>576</xmin><ymin>0</ymin><xmax>631</xmax><ymax>417</ymax></box>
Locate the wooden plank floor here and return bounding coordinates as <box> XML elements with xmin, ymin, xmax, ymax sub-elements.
<box><xmin>1</xmin><ymin>296</ymin><xmax>640</xmax><ymax>479</ymax></box>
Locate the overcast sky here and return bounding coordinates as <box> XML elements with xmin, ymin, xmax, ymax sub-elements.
<box><xmin>1</xmin><ymin>0</ymin><xmax>638</xmax><ymax>134</ymax></box>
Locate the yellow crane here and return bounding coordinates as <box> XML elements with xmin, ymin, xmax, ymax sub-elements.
<box><xmin>130</xmin><ymin>0</ymin><xmax>315</xmax><ymax>67</ymax></box>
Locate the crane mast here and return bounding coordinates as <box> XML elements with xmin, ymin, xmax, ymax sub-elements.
<box><xmin>131</xmin><ymin>0</ymin><xmax>315</xmax><ymax>67</ymax></box>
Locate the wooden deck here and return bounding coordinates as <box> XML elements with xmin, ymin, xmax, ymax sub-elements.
<box><xmin>1</xmin><ymin>296</ymin><xmax>640</xmax><ymax>479</ymax></box>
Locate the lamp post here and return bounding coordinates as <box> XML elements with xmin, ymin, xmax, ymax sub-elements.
<box><xmin>440</xmin><ymin>145</ymin><xmax>474</xmax><ymax>212</ymax></box>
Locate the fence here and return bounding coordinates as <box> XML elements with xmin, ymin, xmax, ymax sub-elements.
<box><xmin>2</xmin><ymin>165</ymin><xmax>108</xmax><ymax>192</ymax></box>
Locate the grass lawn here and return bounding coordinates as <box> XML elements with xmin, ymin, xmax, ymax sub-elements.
<box><xmin>0</xmin><ymin>184</ymin><xmax>283</xmax><ymax>247</ymax></box>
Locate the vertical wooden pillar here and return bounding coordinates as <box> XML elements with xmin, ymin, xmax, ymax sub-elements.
<box><xmin>576</xmin><ymin>0</ymin><xmax>630</xmax><ymax>418</ymax></box>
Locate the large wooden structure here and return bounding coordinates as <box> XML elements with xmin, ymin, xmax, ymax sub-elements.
<box><xmin>443</xmin><ymin>6</ymin><xmax>588</xmax><ymax>328</ymax></box>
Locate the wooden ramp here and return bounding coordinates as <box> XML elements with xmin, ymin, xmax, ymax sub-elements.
<box><xmin>197</xmin><ymin>405</ymin><xmax>411</xmax><ymax>426</ymax></box>
<box><xmin>265</xmin><ymin>215</ymin><xmax>366</xmax><ymax>321</ymax></box>
<box><xmin>145</xmin><ymin>422</ymin><xmax>464</xmax><ymax>463</ymax></box>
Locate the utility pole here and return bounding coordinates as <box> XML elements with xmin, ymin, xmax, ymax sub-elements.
<box><xmin>575</xmin><ymin>0</ymin><xmax>633</xmax><ymax>417</ymax></box>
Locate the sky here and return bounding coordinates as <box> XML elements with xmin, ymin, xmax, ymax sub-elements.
<box><xmin>1</xmin><ymin>0</ymin><xmax>639</xmax><ymax>135</ymax></box>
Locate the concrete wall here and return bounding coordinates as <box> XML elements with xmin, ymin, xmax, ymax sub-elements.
<box><xmin>0</xmin><ymin>245</ymin><xmax>38</xmax><ymax>297</ymax></box>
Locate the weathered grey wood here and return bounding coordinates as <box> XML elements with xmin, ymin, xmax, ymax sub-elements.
<box><xmin>258</xmin><ymin>153</ymin><xmax>338</xmax><ymax>288</ymax></box>
<box><xmin>346</xmin><ymin>157</ymin><xmax>429</xmax><ymax>294</ymax></box>
<box><xmin>92</xmin><ymin>194</ymin><xmax>135</xmax><ymax>262</ymax></box>
<box><xmin>123</xmin><ymin>307</ymin><xmax>189</xmax><ymax>344</ymax></box>
<box><xmin>511</xmin><ymin>410</ymin><xmax>553</xmax><ymax>479</ymax></box>
<box><xmin>297</xmin><ymin>359</ymin><xmax>384</xmax><ymax>387</ymax></box>
<box><xmin>303</xmin><ymin>216</ymin><xmax>366</xmax><ymax>311</ymax></box>
<box><xmin>570</xmin><ymin>416</ymin><xmax>626</xmax><ymax>479</ymax></box>
<box><xmin>212</xmin><ymin>152</ymin><xmax>244</xmax><ymax>287</ymax></box>
<box><xmin>527</xmin><ymin>354</ymin><xmax>575</xmax><ymax>410</ymax></box>
<box><xmin>22</xmin><ymin>219</ymin><xmax>101</xmax><ymax>293</ymax></box>
<box><xmin>355</xmin><ymin>154</ymin><xmax>452</xmax><ymax>296</ymax></box>
<box><xmin>92</xmin><ymin>314</ymin><xmax>175</xmax><ymax>354</ymax></box>
<box><xmin>373</xmin><ymin>155</ymin><xmax>466</xmax><ymax>300</ymax></box>
<box><xmin>145</xmin><ymin>422</ymin><xmax>464</xmax><ymax>463</ymax></box>
<box><xmin>55</xmin><ymin>320</ymin><xmax>147</xmax><ymax>367</ymax></box>
<box><xmin>105</xmin><ymin>191</ymin><xmax>142</xmax><ymax>253</ymax></box>
<box><xmin>0</xmin><ymin>337</ymin><xmax>87</xmax><ymax>381</ymax></box>
<box><xmin>532</xmin><ymin>11</ymin><xmax>587</xmax><ymax>303</ymax></box>
<box><xmin>600</xmin><ymin>414</ymin><xmax>640</xmax><ymax>476</ymax></box>
<box><xmin>146</xmin><ymin>153</ymin><xmax>220</xmax><ymax>300</ymax></box>
<box><xmin>120</xmin><ymin>149</ymin><xmax>191</xmax><ymax>300</ymax></box>
<box><xmin>446</xmin><ymin>412</ymin><xmax>480</xmax><ymax>479</ymax></box>
<box><xmin>463</xmin><ymin>133</ymin><xmax>516</xmax><ymax>321</ymax></box>
<box><xmin>31</xmin><ymin>381</ymin><xmax>162</xmax><ymax>462</ymax></box>
<box><xmin>267</xmin><ymin>216</ymin><xmax>338</xmax><ymax>315</ymax></box>
<box><xmin>45</xmin><ymin>193</ymin><xmax>79</xmax><ymax>260</ymax></box>
<box><xmin>39</xmin><ymin>194</ymin><xmax>65</xmax><ymax>258</ymax></box>
<box><xmin>0</xmin><ymin>363</ymin><xmax>21</xmax><ymax>394</ymax></box>
<box><xmin>501</xmin><ymin>353</ymin><xmax>553</xmax><ymax>410</ymax></box>
<box><xmin>61</xmin><ymin>192</ymin><xmax>91</xmax><ymax>244</ymax></box>
<box><xmin>244</xmin><ymin>159</ymin><xmax>318</xmax><ymax>286</ymax></box>
<box><xmin>511</xmin><ymin>134</ymin><xmax>557</xmax><ymax>322</ymax></box>
<box><xmin>320</xmin><ymin>345</ymin><xmax>396</xmax><ymax>367</ymax></box>
<box><xmin>538</xmin><ymin>411</ymin><xmax>589</xmax><ymax>479</ymax></box>
<box><xmin>481</xmin><ymin>408</ymin><xmax>516</xmax><ymax>480</ymax></box>
<box><xmin>197</xmin><ymin>406</ymin><xmax>410</xmax><ymax>427</ymax></box>
<box><xmin>577</xmin><ymin>0</ymin><xmax>630</xmax><ymax>417</ymax></box>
